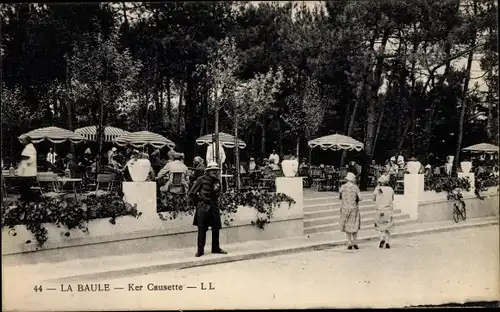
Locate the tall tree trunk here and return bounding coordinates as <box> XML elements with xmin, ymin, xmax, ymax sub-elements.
<box><xmin>371</xmin><ymin>102</ymin><xmax>385</xmax><ymax>156</ymax></box>
<box><xmin>296</xmin><ymin>136</ymin><xmax>300</xmax><ymax>159</ymax></box>
<box><xmin>234</xmin><ymin>107</ymin><xmax>240</xmax><ymax>190</ymax></box>
<box><xmin>398</xmin><ymin>120</ymin><xmax>412</xmax><ymax>153</ymax></box>
<box><xmin>122</xmin><ymin>2</ymin><xmax>129</xmax><ymax>30</ymax></box>
<box><xmin>454</xmin><ymin>0</ymin><xmax>478</xmax><ymax>169</ymax></box>
<box><xmin>362</xmin><ymin>28</ymin><xmax>391</xmax><ymax>190</ymax></box>
<box><xmin>65</xmin><ymin>55</ymin><xmax>75</xmax><ymax>154</ymax></box>
<box><xmin>261</xmin><ymin>119</ymin><xmax>267</xmax><ymax>158</ymax></box>
<box><xmin>199</xmin><ymin>89</ymin><xmax>207</xmax><ymax>137</ymax></box>
<box><xmin>340</xmin><ymin>31</ymin><xmax>379</xmax><ymax>167</ymax></box>
<box><xmin>455</xmin><ymin>50</ymin><xmax>476</xmax><ymax>167</ymax></box>
<box><xmin>176</xmin><ymin>81</ymin><xmax>185</xmax><ymax>135</ymax></box>
<box><xmin>166</xmin><ymin>76</ymin><xmax>172</xmax><ymax>123</ymax></box>
<box><xmin>278</xmin><ymin>118</ymin><xmax>283</xmax><ymax>155</ymax></box>
<box><xmin>409</xmin><ymin>41</ymin><xmax>419</xmax><ymax>156</ymax></box>
<box><xmin>343</xmin><ymin>97</ymin><xmax>352</xmax><ymax>133</ymax></box>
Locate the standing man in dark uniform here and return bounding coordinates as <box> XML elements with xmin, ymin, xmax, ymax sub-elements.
<box><xmin>188</xmin><ymin>163</ymin><xmax>227</xmax><ymax>257</ymax></box>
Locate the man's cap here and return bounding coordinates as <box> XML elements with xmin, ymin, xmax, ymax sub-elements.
<box><xmin>205</xmin><ymin>162</ymin><xmax>221</xmax><ymax>171</ymax></box>
<box><xmin>345</xmin><ymin>172</ymin><xmax>356</xmax><ymax>182</ymax></box>
<box><xmin>378</xmin><ymin>174</ymin><xmax>389</xmax><ymax>184</ymax></box>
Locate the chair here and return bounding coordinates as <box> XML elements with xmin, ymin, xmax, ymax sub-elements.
<box><xmin>240</xmin><ymin>174</ymin><xmax>253</xmax><ymax>190</ymax></box>
<box><xmin>32</xmin><ymin>172</ymin><xmax>62</xmax><ymax>199</ymax></box>
<box><xmin>87</xmin><ymin>173</ymin><xmax>116</xmax><ymax>196</ymax></box>
<box><xmin>395</xmin><ymin>168</ymin><xmax>405</xmax><ymax>194</ymax></box>
<box><xmin>309</xmin><ymin>167</ymin><xmax>324</xmax><ymax>189</ymax></box>
<box><xmin>337</xmin><ymin>167</ymin><xmax>348</xmax><ymax>189</ymax></box>
<box><xmin>167</xmin><ymin>172</ymin><xmax>188</xmax><ymax>195</ymax></box>
<box><xmin>317</xmin><ymin>166</ymin><xmax>335</xmax><ymax>191</ymax></box>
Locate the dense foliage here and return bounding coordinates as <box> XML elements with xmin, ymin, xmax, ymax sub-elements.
<box><xmin>1</xmin><ymin>1</ymin><xmax>498</xmax><ymax>168</ymax></box>
<box><xmin>1</xmin><ymin>192</ymin><xmax>141</xmax><ymax>247</ymax></box>
<box><xmin>157</xmin><ymin>188</ymin><xmax>295</xmax><ymax>229</ymax></box>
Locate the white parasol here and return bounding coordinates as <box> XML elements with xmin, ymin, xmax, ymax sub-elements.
<box><xmin>196</xmin><ymin>132</ymin><xmax>246</xmax><ymax>149</ymax></box>
<box><xmin>19</xmin><ymin>126</ymin><xmax>85</xmax><ymax>144</ymax></box>
<box><xmin>462</xmin><ymin>143</ymin><xmax>499</xmax><ymax>154</ymax></box>
<box><xmin>75</xmin><ymin>126</ymin><xmax>130</xmax><ymax>142</ymax></box>
<box><xmin>114</xmin><ymin>131</ymin><xmax>175</xmax><ymax>149</ymax></box>
<box><xmin>308</xmin><ymin>134</ymin><xmax>364</xmax><ymax>151</ymax></box>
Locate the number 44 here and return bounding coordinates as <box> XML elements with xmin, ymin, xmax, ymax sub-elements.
<box><xmin>33</xmin><ymin>285</ymin><xmax>43</xmax><ymax>292</ymax></box>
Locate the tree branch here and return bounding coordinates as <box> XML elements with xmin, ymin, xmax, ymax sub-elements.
<box><xmin>423</xmin><ymin>43</ymin><xmax>485</xmax><ymax>91</ymax></box>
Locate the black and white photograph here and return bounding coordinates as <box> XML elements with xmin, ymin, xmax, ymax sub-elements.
<box><xmin>1</xmin><ymin>0</ymin><xmax>499</xmax><ymax>310</ymax></box>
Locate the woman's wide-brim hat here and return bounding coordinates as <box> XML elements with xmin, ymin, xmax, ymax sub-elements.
<box><xmin>205</xmin><ymin>162</ymin><xmax>221</xmax><ymax>171</ymax></box>
<box><xmin>345</xmin><ymin>172</ymin><xmax>356</xmax><ymax>182</ymax></box>
<box><xmin>66</xmin><ymin>153</ymin><xmax>74</xmax><ymax>160</ymax></box>
<box><xmin>378</xmin><ymin>174</ymin><xmax>390</xmax><ymax>184</ymax></box>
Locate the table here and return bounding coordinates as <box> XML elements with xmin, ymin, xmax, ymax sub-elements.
<box><xmin>56</xmin><ymin>178</ymin><xmax>83</xmax><ymax>200</ymax></box>
<box><xmin>220</xmin><ymin>174</ymin><xmax>234</xmax><ymax>190</ymax></box>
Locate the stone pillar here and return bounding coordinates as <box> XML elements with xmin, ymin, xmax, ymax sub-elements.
<box><xmin>122</xmin><ymin>182</ymin><xmax>157</xmax><ymax>221</ymax></box>
<box><xmin>401</xmin><ymin>174</ymin><xmax>425</xmax><ymax>220</ymax></box>
<box><xmin>458</xmin><ymin>172</ymin><xmax>475</xmax><ymax>194</ymax></box>
<box><xmin>275</xmin><ymin>177</ymin><xmax>304</xmax><ymax>219</ymax></box>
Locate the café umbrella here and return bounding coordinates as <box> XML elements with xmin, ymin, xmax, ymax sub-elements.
<box><xmin>462</xmin><ymin>143</ymin><xmax>499</xmax><ymax>153</ymax></box>
<box><xmin>196</xmin><ymin>132</ymin><xmax>246</xmax><ymax>149</ymax></box>
<box><xmin>114</xmin><ymin>131</ymin><xmax>176</xmax><ymax>149</ymax></box>
<box><xmin>18</xmin><ymin>126</ymin><xmax>85</xmax><ymax>144</ymax></box>
<box><xmin>75</xmin><ymin>126</ymin><xmax>130</xmax><ymax>142</ymax></box>
<box><xmin>308</xmin><ymin>134</ymin><xmax>364</xmax><ymax>151</ymax></box>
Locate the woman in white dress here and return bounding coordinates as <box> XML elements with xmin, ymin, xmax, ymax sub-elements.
<box><xmin>373</xmin><ymin>175</ymin><xmax>395</xmax><ymax>249</ymax></box>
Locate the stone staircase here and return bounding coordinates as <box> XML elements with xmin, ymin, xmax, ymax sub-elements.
<box><xmin>303</xmin><ymin>191</ymin><xmax>414</xmax><ymax>235</ymax></box>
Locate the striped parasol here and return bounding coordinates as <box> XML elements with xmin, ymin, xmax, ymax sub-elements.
<box><xmin>114</xmin><ymin>131</ymin><xmax>176</xmax><ymax>149</ymax></box>
<box><xmin>19</xmin><ymin>126</ymin><xmax>85</xmax><ymax>144</ymax></box>
<box><xmin>308</xmin><ymin>134</ymin><xmax>364</xmax><ymax>151</ymax></box>
<box><xmin>462</xmin><ymin>143</ymin><xmax>499</xmax><ymax>153</ymax></box>
<box><xmin>196</xmin><ymin>132</ymin><xmax>246</xmax><ymax>149</ymax></box>
<box><xmin>75</xmin><ymin>126</ymin><xmax>130</xmax><ymax>142</ymax></box>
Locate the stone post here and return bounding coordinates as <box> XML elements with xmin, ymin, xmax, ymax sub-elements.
<box><xmin>401</xmin><ymin>174</ymin><xmax>425</xmax><ymax>220</ymax></box>
<box><xmin>457</xmin><ymin>172</ymin><xmax>475</xmax><ymax>195</ymax></box>
<box><xmin>275</xmin><ymin>177</ymin><xmax>304</xmax><ymax>220</ymax></box>
<box><xmin>122</xmin><ymin>182</ymin><xmax>157</xmax><ymax>221</ymax></box>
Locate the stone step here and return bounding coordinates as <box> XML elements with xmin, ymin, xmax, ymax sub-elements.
<box><xmin>304</xmin><ymin>202</ymin><xmax>376</xmax><ymax>213</ymax></box>
<box><xmin>304</xmin><ymin>192</ymin><xmax>374</xmax><ymax>199</ymax></box>
<box><xmin>304</xmin><ymin>209</ymin><xmax>403</xmax><ymax>227</ymax></box>
<box><xmin>304</xmin><ymin>194</ymin><xmax>374</xmax><ymax>205</ymax></box>
<box><xmin>304</xmin><ymin>204</ymin><xmax>379</xmax><ymax>218</ymax></box>
<box><xmin>304</xmin><ymin>215</ymin><xmax>413</xmax><ymax>235</ymax></box>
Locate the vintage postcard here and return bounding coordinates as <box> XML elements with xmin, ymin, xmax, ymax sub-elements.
<box><xmin>2</xmin><ymin>1</ymin><xmax>499</xmax><ymax>310</ymax></box>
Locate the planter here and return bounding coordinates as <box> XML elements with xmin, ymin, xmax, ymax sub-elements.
<box><xmin>407</xmin><ymin>161</ymin><xmax>421</xmax><ymax>174</ymax></box>
<box><xmin>128</xmin><ymin>158</ymin><xmax>151</xmax><ymax>182</ymax></box>
<box><xmin>281</xmin><ymin>159</ymin><xmax>298</xmax><ymax>177</ymax></box>
<box><xmin>460</xmin><ymin>161</ymin><xmax>472</xmax><ymax>173</ymax></box>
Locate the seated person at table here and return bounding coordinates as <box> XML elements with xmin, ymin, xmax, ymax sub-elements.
<box><xmin>299</xmin><ymin>158</ymin><xmax>309</xmax><ymax>170</ymax></box>
<box><xmin>48</xmin><ymin>154</ymin><xmax>65</xmax><ymax>173</ymax></box>
<box><xmin>17</xmin><ymin>135</ymin><xmax>38</xmax><ymax>202</ymax></box>
<box><xmin>386</xmin><ymin>157</ymin><xmax>398</xmax><ymax>176</ymax></box>
<box><xmin>80</xmin><ymin>150</ymin><xmax>93</xmax><ymax>167</ymax></box>
<box><xmin>156</xmin><ymin>152</ymin><xmax>189</xmax><ymax>193</ymax></box>
<box><xmin>150</xmin><ymin>150</ymin><xmax>167</xmax><ymax>174</ymax></box>
<box><xmin>269</xmin><ymin>158</ymin><xmax>280</xmax><ymax>171</ymax></box>
<box><xmin>190</xmin><ymin>156</ymin><xmax>206</xmax><ymax>184</ymax></box>
<box><xmin>46</xmin><ymin>148</ymin><xmax>57</xmax><ymax>166</ymax></box>
<box><xmin>65</xmin><ymin>153</ymin><xmax>79</xmax><ymax>177</ymax></box>
<box><xmin>424</xmin><ymin>164</ymin><xmax>432</xmax><ymax>176</ymax></box>
<box><xmin>121</xmin><ymin>150</ymin><xmax>140</xmax><ymax>181</ymax></box>
<box><xmin>248</xmin><ymin>158</ymin><xmax>257</xmax><ymax>173</ymax></box>
<box><xmin>348</xmin><ymin>161</ymin><xmax>362</xmax><ymax>180</ymax></box>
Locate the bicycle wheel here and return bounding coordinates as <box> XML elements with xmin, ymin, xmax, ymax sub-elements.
<box><xmin>453</xmin><ymin>204</ymin><xmax>460</xmax><ymax>223</ymax></box>
<box><xmin>459</xmin><ymin>200</ymin><xmax>467</xmax><ymax>221</ymax></box>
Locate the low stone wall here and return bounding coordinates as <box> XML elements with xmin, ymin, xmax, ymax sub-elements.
<box><xmin>417</xmin><ymin>187</ymin><xmax>499</xmax><ymax>223</ymax></box>
<box><xmin>2</xmin><ymin>179</ymin><xmax>304</xmax><ymax>264</ymax></box>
